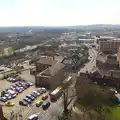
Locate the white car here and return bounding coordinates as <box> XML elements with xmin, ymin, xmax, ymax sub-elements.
<box><xmin>33</xmin><ymin>91</ymin><xmax>40</xmax><ymax>96</ymax></box>
<box><xmin>27</xmin><ymin>82</ymin><xmax>33</xmax><ymax>86</ymax></box>
<box><xmin>28</xmin><ymin>114</ymin><xmax>39</xmax><ymax>120</ymax></box>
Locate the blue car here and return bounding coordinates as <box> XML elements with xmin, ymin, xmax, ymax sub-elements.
<box><xmin>26</xmin><ymin>94</ymin><xmax>35</xmax><ymax>101</ymax></box>
<box><xmin>31</xmin><ymin>93</ymin><xmax>37</xmax><ymax>98</ymax></box>
<box><xmin>23</xmin><ymin>97</ymin><xmax>32</xmax><ymax>104</ymax></box>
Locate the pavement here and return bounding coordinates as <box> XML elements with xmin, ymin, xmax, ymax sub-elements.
<box><xmin>19</xmin><ymin>70</ymin><xmax>35</xmax><ymax>83</ymax></box>
<box><xmin>24</xmin><ymin>47</ymin><xmax>97</xmax><ymax>120</ymax></box>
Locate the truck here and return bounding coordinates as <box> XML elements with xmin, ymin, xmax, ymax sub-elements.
<box><xmin>50</xmin><ymin>87</ymin><xmax>63</xmax><ymax>101</ymax></box>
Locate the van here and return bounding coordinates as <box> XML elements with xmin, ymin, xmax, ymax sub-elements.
<box><xmin>28</xmin><ymin>114</ymin><xmax>39</xmax><ymax>120</ymax></box>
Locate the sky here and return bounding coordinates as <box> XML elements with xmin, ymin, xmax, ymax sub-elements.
<box><xmin>0</xmin><ymin>0</ymin><xmax>120</xmax><ymax>26</ymax></box>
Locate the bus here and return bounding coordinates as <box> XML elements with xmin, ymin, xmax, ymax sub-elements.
<box><xmin>50</xmin><ymin>87</ymin><xmax>63</xmax><ymax>101</ymax></box>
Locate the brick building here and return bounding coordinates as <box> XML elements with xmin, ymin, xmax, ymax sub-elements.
<box><xmin>35</xmin><ymin>58</ymin><xmax>57</xmax><ymax>73</ymax></box>
<box><xmin>99</xmin><ymin>40</ymin><xmax>120</xmax><ymax>53</ymax></box>
<box><xmin>117</xmin><ymin>46</ymin><xmax>120</xmax><ymax>67</ymax></box>
<box><xmin>35</xmin><ymin>62</ymin><xmax>66</xmax><ymax>90</ymax></box>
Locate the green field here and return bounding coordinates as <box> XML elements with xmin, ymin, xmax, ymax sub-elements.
<box><xmin>103</xmin><ymin>106</ymin><xmax>120</xmax><ymax>120</ymax></box>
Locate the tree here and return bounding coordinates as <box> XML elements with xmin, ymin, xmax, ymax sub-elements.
<box><xmin>75</xmin><ymin>73</ymin><xmax>114</xmax><ymax>120</ymax></box>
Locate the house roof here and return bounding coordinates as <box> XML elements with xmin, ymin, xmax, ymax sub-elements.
<box><xmin>41</xmin><ymin>62</ymin><xmax>65</xmax><ymax>76</ymax></box>
<box><xmin>97</xmin><ymin>54</ymin><xmax>116</xmax><ymax>64</ymax></box>
<box><xmin>96</xmin><ymin>54</ymin><xmax>107</xmax><ymax>63</ymax></box>
<box><xmin>36</xmin><ymin>58</ymin><xmax>57</xmax><ymax>65</ymax></box>
<box><xmin>106</xmin><ymin>70</ymin><xmax>120</xmax><ymax>78</ymax></box>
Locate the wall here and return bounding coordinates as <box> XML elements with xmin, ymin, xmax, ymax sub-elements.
<box><xmin>35</xmin><ymin>67</ymin><xmax>66</xmax><ymax>90</ymax></box>
<box><xmin>50</xmin><ymin>68</ymin><xmax>66</xmax><ymax>90</ymax></box>
<box><xmin>36</xmin><ymin>63</ymin><xmax>51</xmax><ymax>73</ymax></box>
<box><xmin>99</xmin><ymin>41</ymin><xmax>120</xmax><ymax>53</ymax></box>
<box><xmin>117</xmin><ymin>47</ymin><xmax>120</xmax><ymax>66</ymax></box>
<box><xmin>35</xmin><ymin>75</ymin><xmax>50</xmax><ymax>89</ymax></box>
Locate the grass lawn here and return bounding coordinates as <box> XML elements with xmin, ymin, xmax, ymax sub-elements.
<box><xmin>112</xmin><ymin>106</ymin><xmax>120</xmax><ymax>120</ymax></box>
<box><xmin>103</xmin><ymin>106</ymin><xmax>120</xmax><ymax>120</ymax></box>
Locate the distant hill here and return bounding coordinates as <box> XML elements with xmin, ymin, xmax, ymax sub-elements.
<box><xmin>67</xmin><ymin>24</ymin><xmax>120</xmax><ymax>29</ymax></box>
<box><xmin>0</xmin><ymin>24</ymin><xmax>120</xmax><ymax>32</ymax></box>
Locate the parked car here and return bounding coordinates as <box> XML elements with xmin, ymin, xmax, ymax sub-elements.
<box><xmin>31</xmin><ymin>93</ymin><xmax>37</xmax><ymax>98</ymax></box>
<box><xmin>7</xmin><ymin>77</ymin><xmax>17</xmax><ymax>83</ymax></box>
<box><xmin>12</xmin><ymin>85</ymin><xmax>17</xmax><ymax>89</ymax></box>
<box><xmin>22</xmin><ymin>84</ymin><xmax>28</xmax><ymax>89</ymax></box>
<box><xmin>27</xmin><ymin>82</ymin><xmax>33</xmax><ymax>86</ymax></box>
<box><xmin>7</xmin><ymin>89</ymin><xmax>17</xmax><ymax>97</ymax></box>
<box><xmin>9</xmin><ymin>86</ymin><xmax>16</xmax><ymax>91</ymax></box>
<box><xmin>23</xmin><ymin>97</ymin><xmax>32</xmax><ymax>104</ymax></box>
<box><xmin>15</xmin><ymin>82</ymin><xmax>22</xmax><ymax>87</ymax></box>
<box><xmin>42</xmin><ymin>102</ymin><xmax>50</xmax><ymax>110</ymax></box>
<box><xmin>36</xmin><ymin>89</ymin><xmax>43</xmax><ymax>94</ymax></box>
<box><xmin>19</xmin><ymin>100</ymin><xmax>28</xmax><ymax>106</ymax></box>
<box><xmin>26</xmin><ymin>94</ymin><xmax>35</xmax><ymax>101</ymax></box>
<box><xmin>38</xmin><ymin>88</ymin><xmax>46</xmax><ymax>93</ymax></box>
<box><xmin>42</xmin><ymin>94</ymin><xmax>48</xmax><ymax>100</ymax></box>
<box><xmin>25</xmin><ymin>83</ymin><xmax>30</xmax><ymax>87</ymax></box>
<box><xmin>4</xmin><ymin>94</ymin><xmax>12</xmax><ymax>100</ymax></box>
<box><xmin>28</xmin><ymin>114</ymin><xmax>39</xmax><ymax>120</ymax></box>
<box><xmin>0</xmin><ymin>97</ymin><xmax>7</xmax><ymax>102</ymax></box>
<box><xmin>15</xmin><ymin>87</ymin><xmax>22</xmax><ymax>93</ymax></box>
<box><xmin>11</xmin><ymin>78</ymin><xmax>17</xmax><ymax>83</ymax></box>
<box><xmin>20</xmin><ymin>87</ymin><xmax>24</xmax><ymax>91</ymax></box>
<box><xmin>11</xmin><ymin>93</ymin><xmax>17</xmax><ymax>98</ymax></box>
<box><xmin>36</xmin><ymin>100</ymin><xmax>43</xmax><ymax>107</ymax></box>
<box><xmin>5</xmin><ymin>101</ymin><xmax>15</xmax><ymax>106</ymax></box>
<box><xmin>33</xmin><ymin>91</ymin><xmax>40</xmax><ymax>96</ymax></box>
<box><xmin>7</xmin><ymin>77</ymin><xmax>13</xmax><ymax>82</ymax></box>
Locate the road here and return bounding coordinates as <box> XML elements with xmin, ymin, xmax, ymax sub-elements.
<box><xmin>78</xmin><ymin>48</ymin><xmax>97</xmax><ymax>74</ymax></box>
<box><xmin>24</xmin><ymin>48</ymin><xmax>97</xmax><ymax>120</ymax></box>
<box><xmin>15</xmin><ymin>40</ymin><xmax>51</xmax><ymax>53</ymax></box>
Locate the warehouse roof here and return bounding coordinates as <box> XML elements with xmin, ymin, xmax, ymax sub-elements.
<box><xmin>41</xmin><ymin>62</ymin><xmax>65</xmax><ymax>76</ymax></box>
<box><xmin>36</xmin><ymin>58</ymin><xmax>57</xmax><ymax>65</ymax></box>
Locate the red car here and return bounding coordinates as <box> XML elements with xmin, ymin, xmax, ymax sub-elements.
<box><xmin>42</xmin><ymin>94</ymin><xmax>48</xmax><ymax>100</ymax></box>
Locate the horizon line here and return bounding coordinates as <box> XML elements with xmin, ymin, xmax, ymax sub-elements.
<box><xmin>0</xmin><ymin>24</ymin><xmax>120</xmax><ymax>28</ymax></box>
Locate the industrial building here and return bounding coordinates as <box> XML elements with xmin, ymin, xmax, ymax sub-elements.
<box><xmin>35</xmin><ymin>62</ymin><xmax>66</xmax><ymax>90</ymax></box>
<box><xmin>35</xmin><ymin>57</ymin><xmax>57</xmax><ymax>73</ymax></box>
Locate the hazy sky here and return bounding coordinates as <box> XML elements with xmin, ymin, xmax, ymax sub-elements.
<box><xmin>0</xmin><ymin>0</ymin><xmax>120</xmax><ymax>26</ymax></box>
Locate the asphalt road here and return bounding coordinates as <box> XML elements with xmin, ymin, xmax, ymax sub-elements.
<box><xmin>78</xmin><ymin>48</ymin><xmax>97</xmax><ymax>74</ymax></box>
<box><xmin>24</xmin><ymin>48</ymin><xmax>97</xmax><ymax>120</ymax></box>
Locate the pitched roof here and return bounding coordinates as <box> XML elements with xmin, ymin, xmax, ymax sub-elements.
<box><xmin>96</xmin><ymin>54</ymin><xmax>107</xmax><ymax>63</ymax></box>
<box><xmin>97</xmin><ymin>54</ymin><xmax>116</xmax><ymax>64</ymax></box>
<box><xmin>36</xmin><ymin>58</ymin><xmax>57</xmax><ymax>65</ymax></box>
<box><xmin>41</xmin><ymin>62</ymin><xmax>65</xmax><ymax>76</ymax></box>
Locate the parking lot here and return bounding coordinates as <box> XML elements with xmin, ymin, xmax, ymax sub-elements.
<box><xmin>19</xmin><ymin>70</ymin><xmax>35</xmax><ymax>83</ymax></box>
<box><xmin>0</xmin><ymin>78</ymin><xmax>51</xmax><ymax>120</ymax></box>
